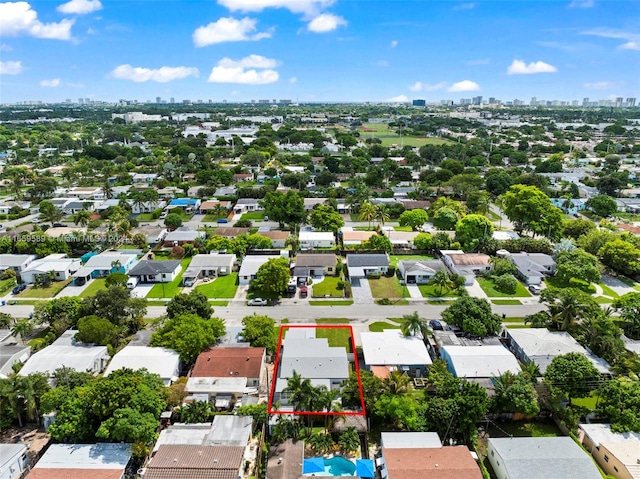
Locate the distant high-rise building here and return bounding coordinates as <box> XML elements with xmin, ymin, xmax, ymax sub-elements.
<box><xmin>182</xmin><ymin>99</ymin><xmax>190</xmax><ymax>104</ymax></box>
<box><xmin>572</xmin><ymin>100</ymin><xmax>579</xmax><ymax>106</ymax></box>
<box><xmin>170</xmin><ymin>97</ymin><xmax>175</xmax><ymax>104</ymax></box>
<box><xmin>472</xmin><ymin>96</ymin><xmax>483</xmax><ymax>105</ymax></box>
<box><xmin>258</xmin><ymin>99</ymin><xmax>270</xmax><ymax>104</ymax></box>
<box><xmin>412</xmin><ymin>99</ymin><xmax>426</xmax><ymax>107</ymax></box>
<box><xmin>78</xmin><ymin>98</ymin><xmax>84</xmax><ymax>104</ymax></box>
<box><xmin>65</xmin><ymin>99</ymin><xmax>71</xmax><ymax>104</ymax></box>
<box><xmin>460</xmin><ymin>98</ymin><xmax>472</xmax><ymax>105</ymax></box>
<box><xmin>488</xmin><ymin>97</ymin><xmax>496</xmax><ymax>104</ymax></box>
<box><xmin>222</xmin><ymin>99</ymin><xmax>227</xmax><ymax>104</ymax></box>
<box><xmin>627</xmin><ymin>97</ymin><xmax>636</xmax><ymax>107</ymax></box>
<box><xmin>583</xmin><ymin>97</ymin><xmax>590</xmax><ymax>107</ymax></box>
<box><xmin>156</xmin><ymin>97</ymin><xmax>161</xmax><ymax>103</ymax></box>
<box><xmin>85</xmin><ymin>98</ymin><xmax>90</xmax><ymax>104</ymax></box>
<box><xmin>280</xmin><ymin>99</ymin><xmax>292</xmax><ymax>104</ymax></box>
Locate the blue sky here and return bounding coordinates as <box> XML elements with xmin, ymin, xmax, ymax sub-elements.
<box><xmin>0</xmin><ymin>0</ymin><xmax>638</xmax><ymax>103</ymax></box>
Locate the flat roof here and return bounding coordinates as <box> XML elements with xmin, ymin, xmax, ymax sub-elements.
<box><xmin>32</xmin><ymin>443</ymin><xmax>131</xmax><ymax>470</ymax></box>
<box><xmin>103</xmin><ymin>346</ymin><xmax>179</xmax><ymax>381</ymax></box>
<box><xmin>381</xmin><ymin>432</ymin><xmax>442</xmax><ymax>449</ymax></box>
<box><xmin>361</xmin><ymin>331</ymin><xmax>432</xmax><ymax>366</ymax></box>
<box><xmin>442</xmin><ymin>345</ymin><xmax>520</xmax><ymax>378</ymax></box>
<box><xmin>579</xmin><ymin>423</ymin><xmax>640</xmax><ymax>448</ymax></box>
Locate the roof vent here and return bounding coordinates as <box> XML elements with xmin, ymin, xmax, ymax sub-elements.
<box><xmin>207</xmin><ymin>357</ymin><xmax>211</xmax><ymax>361</ymax></box>
<box><xmin>247</xmin><ymin>357</ymin><xmax>250</xmax><ymax>361</ymax></box>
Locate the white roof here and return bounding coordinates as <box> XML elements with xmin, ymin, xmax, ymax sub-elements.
<box><xmin>492</xmin><ymin>230</ymin><xmax>520</xmax><ymax>241</ymax></box>
<box><xmin>299</xmin><ymin>231</ymin><xmax>335</xmax><ymax>241</ymax></box>
<box><xmin>381</xmin><ymin>432</ymin><xmax>442</xmax><ymax>449</ymax></box>
<box><xmin>579</xmin><ymin>423</ymin><xmax>640</xmax><ymax>448</ymax></box>
<box><xmin>84</xmin><ymin>252</ymin><xmax>137</xmax><ymax>269</ymax></box>
<box><xmin>238</xmin><ymin>255</ymin><xmax>279</xmax><ymax>277</ymax></box>
<box><xmin>0</xmin><ymin>254</ymin><xmax>36</xmax><ymax>267</ymax></box>
<box><xmin>103</xmin><ymin>346</ymin><xmax>180</xmax><ymax>382</ymax></box>
<box><xmin>361</xmin><ymin>331</ymin><xmax>432</xmax><ymax>366</ymax></box>
<box><xmin>22</xmin><ymin>257</ymin><xmax>79</xmax><ymax>274</ymax></box>
<box><xmin>508</xmin><ymin>328</ymin><xmax>610</xmax><ymax>373</ymax></box>
<box><xmin>442</xmin><ymin>345</ymin><xmax>520</xmax><ymax>378</ymax></box>
<box><xmin>186</xmin><ymin>376</ymin><xmax>247</xmax><ymax>394</ymax></box>
<box><xmin>33</xmin><ymin>443</ymin><xmax>131</xmax><ymax>470</ymax></box>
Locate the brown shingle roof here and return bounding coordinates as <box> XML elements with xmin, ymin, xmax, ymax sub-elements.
<box><xmin>27</xmin><ymin>470</ymin><xmax>124</xmax><ymax>479</ymax></box>
<box><xmin>259</xmin><ymin>231</ymin><xmax>291</xmax><ymax>240</ymax></box>
<box><xmin>267</xmin><ymin>439</ymin><xmax>304</xmax><ymax>479</ymax></box>
<box><xmin>145</xmin><ymin>445</ymin><xmax>244</xmax><ymax>479</ymax></box>
<box><xmin>383</xmin><ymin>446</ymin><xmax>482</xmax><ymax>479</ymax></box>
<box><xmin>341</xmin><ymin>231</ymin><xmax>377</xmax><ymax>241</ymax></box>
<box><xmin>449</xmin><ymin>253</ymin><xmax>491</xmax><ymax>266</ymax></box>
<box><xmin>211</xmin><ymin>227</ymin><xmax>250</xmax><ymax>237</ymax></box>
<box><xmin>190</xmin><ymin>347</ymin><xmax>265</xmax><ymax>378</ymax></box>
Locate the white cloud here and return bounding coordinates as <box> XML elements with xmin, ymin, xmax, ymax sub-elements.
<box><xmin>0</xmin><ymin>60</ymin><xmax>23</xmax><ymax>75</ymax></box>
<box><xmin>410</xmin><ymin>81</ymin><xmax>447</xmax><ymax>92</ymax></box>
<box><xmin>217</xmin><ymin>0</ymin><xmax>334</xmax><ymax>16</ymax></box>
<box><xmin>447</xmin><ymin>80</ymin><xmax>480</xmax><ymax>92</ymax></box>
<box><xmin>584</xmin><ymin>81</ymin><xmax>624</xmax><ymax>90</ymax></box>
<box><xmin>374</xmin><ymin>60</ymin><xmax>389</xmax><ymax>67</ymax></box>
<box><xmin>0</xmin><ymin>43</ymin><xmax>13</xmax><ymax>51</ymax></box>
<box><xmin>288</xmin><ymin>76</ymin><xmax>297</xmax><ymax>83</ymax></box>
<box><xmin>57</xmin><ymin>0</ymin><xmax>102</xmax><ymax>15</ymax></box>
<box><xmin>386</xmin><ymin>95</ymin><xmax>409</xmax><ymax>102</ymax></box>
<box><xmin>409</xmin><ymin>81</ymin><xmax>423</xmax><ymax>92</ymax></box>
<box><xmin>40</xmin><ymin>78</ymin><xmax>60</xmax><ymax>87</ymax></box>
<box><xmin>568</xmin><ymin>0</ymin><xmax>593</xmax><ymax>7</ymax></box>
<box><xmin>0</xmin><ymin>2</ymin><xmax>75</xmax><ymax>40</ymax></box>
<box><xmin>109</xmin><ymin>64</ymin><xmax>199</xmax><ymax>82</ymax></box>
<box><xmin>507</xmin><ymin>59</ymin><xmax>557</xmax><ymax>74</ymax></box>
<box><xmin>307</xmin><ymin>13</ymin><xmax>346</xmax><ymax>32</ymax></box>
<box><xmin>619</xmin><ymin>41</ymin><xmax>640</xmax><ymax>51</ymax></box>
<box><xmin>208</xmin><ymin>55</ymin><xmax>280</xmax><ymax>84</ymax></box>
<box><xmin>582</xmin><ymin>28</ymin><xmax>640</xmax><ymax>51</ymax></box>
<box><xmin>453</xmin><ymin>2</ymin><xmax>476</xmax><ymax>10</ymax></box>
<box><xmin>193</xmin><ymin>16</ymin><xmax>271</xmax><ymax>47</ymax></box>
<box><xmin>390</xmin><ymin>40</ymin><xmax>398</xmax><ymax>48</ymax></box>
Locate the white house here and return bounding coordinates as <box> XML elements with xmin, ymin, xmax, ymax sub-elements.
<box><xmin>0</xmin><ymin>254</ymin><xmax>37</xmax><ymax>274</ymax></box>
<box><xmin>299</xmin><ymin>231</ymin><xmax>335</xmax><ymax>249</ymax></box>
<box><xmin>440</xmin><ymin>250</ymin><xmax>492</xmax><ymax>285</ymax></box>
<box><xmin>182</xmin><ymin>253</ymin><xmax>236</xmax><ymax>282</ymax></box>
<box><xmin>104</xmin><ymin>346</ymin><xmax>180</xmax><ymax>386</ymax></box>
<box><xmin>20</xmin><ymin>254</ymin><xmax>81</xmax><ymax>284</ymax></box>
<box><xmin>398</xmin><ymin>259</ymin><xmax>446</xmax><ymax>284</ymax></box>
<box><xmin>234</xmin><ymin>198</ymin><xmax>262</xmax><ymax>213</ymax></box>
<box><xmin>361</xmin><ymin>330</ymin><xmax>432</xmax><ymax>378</ymax></box>
<box><xmin>0</xmin><ymin>444</ymin><xmax>29</xmax><ymax>479</ymax></box>
<box><xmin>128</xmin><ymin>260</ymin><xmax>182</xmax><ymax>283</ymax></box>
<box><xmin>508</xmin><ymin>252</ymin><xmax>557</xmax><ymax>285</ymax></box>
<box><xmin>578</xmin><ymin>423</ymin><xmax>640</xmax><ymax>479</ymax></box>
<box><xmin>238</xmin><ymin>255</ymin><xmax>280</xmax><ymax>285</ymax></box>
<box><xmin>440</xmin><ymin>345</ymin><xmax>520</xmax><ymax>379</ymax></box>
<box><xmin>0</xmin><ymin>345</ymin><xmax>30</xmax><ymax>379</ymax></box>
<box><xmin>27</xmin><ymin>443</ymin><xmax>131</xmax><ymax>479</ymax></box>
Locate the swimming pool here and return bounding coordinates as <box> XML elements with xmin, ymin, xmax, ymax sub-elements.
<box><xmin>323</xmin><ymin>456</ymin><xmax>356</xmax><ymax>476</ymax></box>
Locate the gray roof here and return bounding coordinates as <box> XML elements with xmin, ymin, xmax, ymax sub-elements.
<box><xmin>84</xmin><ymin>253</ymin><xmax>137</xmax><ymax>269</ymax></box>
<box><xmin>165</xmin><ymin>229</ymin><xmax>203</xmax><ymax>241</ymax></box>
<box><xmin>267</xmin><ymin>439</ymin><xmax>304</xmax><ymax>479</ymax></box>
<box><xmin>188</xmin><ymin>253</ymin><xmax>236</xmax><ymax>269</ymax></box>
<box><xmin>33</xmin><ymin>443</ymin><xmax>131</xmax><ymax>470</ymax></box>
<box><xmin>0</xmin><ymin>254</ymin><xmax>36</xmax><ymax>267</ymax></box>
<box><xmin>510</xmin><ymin>253</ymin><xmax>556</xmax><ymax>275</ymax></box>
<box><xmin>400</xmin><ymin>259</ymin><xmax>445</xmax><ymax>274</ymax></box>
<box><xmin>129</xmin><ymin>260</ymin><xmax>181</xmax><ymax>276</ymax></box>
<box><xmin>346</xmin><ymin>253</ymin><xmax>389</xmax><ymax>267</ymax></box>
<box><xmin>295</xmin><ymin>254</ymin><xmax>337</xmax><ymax>268</ymax></box>
<box><xmin>206</xmin><ymin>415</ymin><xmax>252</xmax><ymax>446</ymax></box>
<box><xmin>488</xmin><ymin>437</ymin><xmax>602</xmax><ymax>479</ymax></box>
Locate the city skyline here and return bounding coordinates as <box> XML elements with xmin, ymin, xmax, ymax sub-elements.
<box><xmin>0</xmin><ymin>0</ymin><xmax>638</xmax><ymax>103</ymax></box>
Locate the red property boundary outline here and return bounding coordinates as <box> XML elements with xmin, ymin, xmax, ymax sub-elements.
<box><xmin>268</xmin><ymin>325</ymin><xmax>366</xmax><ymax>416</ymax></box>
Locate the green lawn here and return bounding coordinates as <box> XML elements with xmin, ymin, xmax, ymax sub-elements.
<box><xmin>9</xmin><ymin>299</ymin><xmax>41</xmax><ymax>305</ymax></box>
<box><xmin>389</xmin><ymin>255</ymin><xmax>435</xmax><ymax>267</ymax></box>
<box><xmin>369</xmin><ymin>321</ymin><xmax>403</xmax><ymax>332</ymax></box>
<box><xmin>545</xmin><ymin>276</ymin><xmax>596</xmax><ymax>294</ymax></box>
<box><xmin>315</xmin><ymin>318</ymin><xmax>349</xmax><ymax>324</ymax></box>
<box><xmin>202</xmin><ymin>214</ymin><xmax>229</xmax><ymax>223</ymax></box>
<box><xmin>490</xmin><ymin>421</ymin><xmax>562</xmax><ymax>438</ymax></box>
<box><xmin>368</xmin><ymin>276</ymin><xmax>410</xmax><ymax>298</ymax></box>
<box><xmin>240</xmin><ymin>212</ymin><xmax>265</xmax><ymax>221</ymax></box>
<box><xmin>136</xmin><ymin>213</ymin><xmax>155</xmax><ymax>222</ymax></box>
<box><xmin>507</xmin><ymin>324</ymin><xmax>533</xmax><ymax>328</ymax></box>
<box><xmin>492</xmin><ymin>299</ymin><xmax>522</xmax><ymax>305</ymax></box>
<box><xmin>375</xmin><ymin>299</ymin><xmax>410</xmax><ymax>305</ymax></box>
<box><xmin>315</xmin><ymin>327</ymin><xmax>352</xmax><ymax>349</ymax></box>
<box><xmin>209</xmin><ymin>301</ymin><xmax>229</xmax><ymax>306</ymax></box>
<box><xmin>417</xmin><ymin>283</ymin><xmax>460</xmax><ymax>298</ymax></box>
<box><xmin>195</xmin><ymin>273</ymin><xmax>239</xmax><ymax>298</ymax></box>
<box><xmin>0</xmin><ymin>278</ymin><xmax>16</xmax><ymax>295</ymax></box>
<box><xmin>593</xmin><ymin>296</ymin><xmax>613</xmax><ymax>304</ymax></box>
<box><xmin>147</xmin><ymin>258</ymin><xmax>191</xmax><ymax>298</ymax></box>
<box><xmin>312</xmin><ymin>276</ymin><xmax>344</xmax><ymax>298</ymax></box>
<box><xmin>392</xmin><ymin>226</ymin><xmax>413</xmax><ymax>232</ymax></box>
<box><xmin>21</xmin><ymin>279</ymin><xmax>73</xmax><ymax>298</ymax></box>
<box><xmin>571</xmin><ymin>393</ymin><xmax>600</xmax><ymax>410</ymax></box>
<box><xmin>79</xmin><ymin>278</ymin><xmax>107</xmax><ymax>298</ymax></box>
<box><xmin>309</xmin><ymin>300</ymin><xmax>354</xmax><ymax>306</ymax></box>
<box><xmin>477</xmin><ymin>277</ymin><xmax>532</xmax><ymax>298</ymax></box>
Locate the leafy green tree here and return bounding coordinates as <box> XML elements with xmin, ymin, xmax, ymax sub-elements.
<box><xmin>585</xmin><ymin>194</ymin><xmax>618</xmax><ymax>218</ymax></box>
<box><xmin>501</xmin><ymin>185</ymin><xmax>563</xmax><ymax>238</ymax></box>
<box><xmin>374</xmin><ymin>393</ymin><xmax>422</xmax><ymax>430</ymax></box>
<box><xmin>51</xmin><ymin>367</ymin><xmax>93</xmax><ymax>389</ymax></box>
<box><xmin>164</xmin><ymin>213</ymin><xmax>182</xmax><ymax>230</ymax></box>
<box><xmin>556</xmin><ymin>249</ymin><xmax>601</xmax><ymax>284</ymax></box>
<box><xmin>241</xmin><ymin>314</ymin><xmax>278</xmax><ymax>353</ymax></box>
<box><xmin>166</xmin><ymin>290</ymin><xmax>212</xmax><ymax>319</ymax></box>
<box><xmin>491</xmin><ymin>371</ymin><xmax>540</xmax><ymax>416</ymax></box>
<box><xmin>150</xmin><ymin>314</ymin><xmax>226</xmax><ymax>363</ymax></box>
<box><xmin>38</xmin><ymin>200</ymin><xmax>63</xmax><ymax>225</ymax></box>
<box><xmin>544</xmin><ymin>352</ymin><xmax>601</xmax><ymax>401</ymax></box>
<box><xmin>260</xmin><ymin>191</ymin><xmax>307</xmax><ymax>230</ymax></box>
<box><xmin>341</xmin><ymin>370</ymin><xmax>383</xmax><ymax>413</ymax></box>
<box><xmin>455</xmin><ymin>214</ymin><xmax>494</xmax><ymax>248</ymax></box>
<box><xmin>562</xmin><ymin>218</ymin><xmax>596</xmax><ymax>240</ymax></box>
<box><xmin>80</xmin><ymin>286</ymin><xmax>147</xmax><ymax>334</ymax></box>
<box><xmin>252</xmin><ymin>257</ymin><xmax>290</xmax><ymax>293</ymax></box>
<box><xmin>338</xmin><ymin>427</ymin><xmax>360</xmax><ymax>454</ymax></box>
<box><xmin>32</xmin><ymin>296</ymin><xmax>83</xmax><ymax>335</ymax></box>
<box><xmin>413</xmin><ymin>233</ymin><xmax>433</xmax><ymax>251</ymax></box>
<box><xmin>596</xmin><ymin>379</ymin><xmax>640</xmax><ymax>433</ymax></box>
<box><xmin>176</xmin><ymin>401</ymin><xmax>213</xmax><ymax>423</ymax></box>
<box><xmin>613</xmin><ymin>292</ymin><xmax>640</xmax><ymax>339</ymax></box>
<box><xmin>11</xmin><ymin>319</ymin><xmax>33</xmax><ymax>344</ymax></box>
<box><xmin>236</xmin><ymin>404</ymin><xmax>269</xmax><ymax>429</ymax></box>
<box><xmin>398</xmin><ymin>209</ymin><xmax>429</xmax><ymax>231</ymax></box>
<box><xmin>466</xmin><ymin>190</ymin><xmax>491</xmax><ymax>215</ymax></box>
<box><xmin>598</xmin><ymin>239</ymin><xmax>640</xmax><ymax>277</ymax></box>
<box><xmin>363</xmin><ymin>234</ymin><xmax>392</xmax><ymax>253</ymax></box>
<box><xmin>577</xmin><ymin>229</ymin><xmax>617</xmax><ymax>256</ymax></box>
<box><xmin>540</xmin><ymin>287</ymin><xmax>599</xmax><ymax>331</ymax></box>
<box><xmin>400</xmin><ymin>311</ymin><xmax>427</xmax><ymax>337</ymax></box>
<box><xmin>431</xmin><ymin>207</ymin><xmax>458</xmax><ymax>230</ymax></box>
<box><xmin>75</xmin><ymin>315</ymin><xmax>119</xmax><ymax>346</ymax></box>
<box><xmin>577</xmin><ymin>313</ymin><xmax>624</xmax><ymax>364</ymax></box>
<box><xmin>309</xmin><ymin>432</ymin><xmax>334</xmax><ymax>454</ymax></box>
<box><xmin>308</xmin><ymin>205</ymin><xmax>344</xmax><ymax>233</ymax></box>
<box><xmin>493</xmin><ymin>274</ymin><xmax>518</xmax><ymax>294</ymax></box>
<box><xmin>71</xmin><ymin>209</ymin><xmax>92</xmax><ymax>227</ymax></box>
<box><xmin>441</xmin><ymin>296</ymin><xmax>501</xmax><ymax>336</ymax></box>
<box><xmin>105</xmin><ymin>272</ymin><xmax>128</xmax><ymax>288</ymax></box>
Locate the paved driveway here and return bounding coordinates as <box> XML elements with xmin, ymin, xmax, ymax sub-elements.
<box><xmin>56</xmin><ymin>280</ymin><xmax>91</xmax><ymax>297</ymax></box>
<box><xmin>465</xmin><ymin>279</ymin><xmax>488</xmax><ymax>299</ymax></box>
<box><xmin>131</xmin><ymin>284</ymin><xmax>154</xmax><ymax>298</ymax></box>
<box><xmin>350</xmin><ymin>278</ymin><xmax>373</xmax><ymax>304</ymax></box>
<box><xmin>406</xmin><ymin>283</ymin><xmax>422</xmax><ymax>298</ymax></box>
<box><xmin>600</xmin><ymin>274</ymin><xmax>636</xmax><ymax>297</ymax></box>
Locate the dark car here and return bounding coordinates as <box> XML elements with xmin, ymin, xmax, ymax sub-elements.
<box><xmin>12</xmin><ymin>284</ymin><xmax>26</xmax><ymax>295</ymax></box>
<box><xmin>286</xmin><ymin>284</ymin><xmax>296</xmax><ymax>298</ymax></box>
<box><xmin>429</xmin><ymin>319</ymin><xmax>444</xmax><ymax>331</ymax></box>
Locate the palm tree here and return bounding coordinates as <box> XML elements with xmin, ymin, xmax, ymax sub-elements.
<box><xmin>358</xmin><ymin>201</ymin><xmax>376</xmax><ymax>229</ymax></box>
<box><xmin>211</xmin><ymin>203</ymin><xmax>228</xmax><ymax>220</ymax></box>
<box><xmin>429</xmin><ymin>270</ymin><xmax>452</xmax><ymax>296</ymax></box>
<box><xmin>18</xmin><ymin>373</ymin><xmax>50</xmax><ymax>425</ymax></box>
<box><xmin>102</xmin><ymin>181</ymin><xmax>114</xmax><ymax>199</ymax></box>
<box><xmin>130</xmin><ymin>191</ymin><xmax>145</xmax><ymax>213</ymax></box>
<box><xmin>375</xmin><ymin>206</ymin><xmax>390</xmax><ymax>227</ymax></box>
<box><xmin>0</xmin><ymin>375</ymin><xmax>24</xmax><ymax>427</ymax></box>
<box><xmin>547</xmin><ymin>293</ymin><xmax>590</xmax><ymax>331</ymax></box>
<box><xmin>308</xmin><ymin>431</ymin><xmax>334</xmax><ymax>454</ymax></box>
<box><xmin>178</xmin><ymin>400</ymin><xmax>213</xmax><ymax>423</ymax></box>
<box><xmin>72</xmin><ymin>209</ymin><xmax>92</xmax><ymax>227</ymax></box>
<box><xmin>338</xmin><ymin>427</ymin><xmax>360</xmax><ymax>455</ymax></box>
<box><xmin>383</xmin><ymin>370</ymin><xmax>412</xmax><ymax>395</ymax></box>
<box><xmin>283</xmin><ymin>371</ymin><xmax>314</xmax><ymax>412</ymax></box>
<box><xmin>11</xmin><ymin>319</ymin><xmax>33</xmax><ymax>344</ymax></box>
<box><xmin>401</xmin><ymin>311</ymin><xmax>426</xmax><ymax>337</ymax></box>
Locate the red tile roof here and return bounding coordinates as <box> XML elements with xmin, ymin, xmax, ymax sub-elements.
<box><xmin>190</xmin><ymin>347</ymin><xmax>265</xmax><ymax>379</ymax></box>
<box><xmin>27</xmin><ymin>470</ymin><xmax>124</xmax><ymax>479</ymax></box>
<box><xmin>145</xmin><ymin>445</ymin><xmax>244</xmax><ymax>479</ymax></box>
<box><xmin>383</xmin><ymin>446</ymin><xmax>482</xmax><ymax>479</ymax></box>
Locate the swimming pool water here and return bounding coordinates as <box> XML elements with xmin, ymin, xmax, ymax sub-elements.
<box><xmin>324</xmin><ymin>456</ymin><xmax>356</xmax><ymax>476</ymax></box>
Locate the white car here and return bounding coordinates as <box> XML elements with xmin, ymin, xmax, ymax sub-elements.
<box><xmin>247</xmin><ymin>298</ymin><xmax>268</xmax><ymax>306</ymax></box>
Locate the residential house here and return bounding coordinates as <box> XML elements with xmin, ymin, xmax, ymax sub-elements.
<box><xmin>157</xmin><ymin>186</ymin><xmax>182</xmax><ymax>199</ymax></box>
<box><xmin>0</xmin><ymin>200</ymin><xmax>30</xmax><ymax>215</ymax></box>
<box><xmin>379</xmin><ymin>431</ymin><xmax>482</xmax><ymax>479</ymax></box>
<box><xmin>187</xmin><ymin>347</ymin><xmax>266</xmax><ymax>405</ymax></box>
<box><xmin>303</xmin><ymin>198</ymin><xmax>326</xmax><ymax>211</ymax></box>
<box><xmin>506</xmin><ymin>328</ymin><xmax>611</xmax><ymax>374</ymax></box>
<box><xmin>26</xmin><ymin>443</ymin><xmax>131</xmax><ymax>479</ymax></box>
<box><xmin>361</xmin><ymin>330</ymin><xmax>432</xmax><ymax>378</ymax></box>
<box><xmin>182</xmin><ymin>253</ymin><xmax>236</xmax><ymax>283</ymax></box>
<box><xmin>96</xmin><ymin>198</ymin><xmax>166</xmax><ymax>215</ymax></box>
<box><xmin>67</xmin><ymin>186</ymin><xmax>104</xmax><ymax>200</ymax></box>
<box><xmin>20</xmin><ymin>254</ymin><xmax>81</xmax><ymax>284</ymax></box>
<box><xmin>578</xmin><ymin>423</ymin><xmax>640</xmax><ymax>479</ymax></box>
<box><xmin>154</xmin><ymin>416</ymin><xmax>253</xmax><ymax>454</ymax></box>
<box><xmin>0</xmin><ymin>444</ymin><xmax>29</xmax><ymax>479</ymax></box>
<box><xmin>199</xmin><ymin>200</ymin><xmax>232</xmax><ymax>215</ymax></box>
<box><xmin>128</xmin><ymin>260</ymin><xmax>182</xmax><ymax>283</ymax></box>
<box><xmin>440</xmin><ymin>345</ymin><xmax>521</xmax><ymax>381</ymax></box>
<box><xmin>214</xmin><ymin>186</ymin><xmax>237</xmax><ymax>197</ymax></box>
<box><xmin>238</xmin><ymin>255</ymin><xmax>281</xmax><ymax>285</ymax></box>
<box><xmin>19</xmin><ymin>329</ymin><xmax>110</xmax><ymax>378</ymax></box>
<box><xmin>398</xmin><ymin>259</ymin><xmax>446</xmax><ymax>284</ymax></box>
<box><xmin>131</xmin><ymin>172</ymin><xmax>157</xmax><ymax>184</ymax></box>
<box><xmin>144</xmin><ymin>445</ymin><xmax>245</xmax><ymax>479</ymax></box>
<box><xmin>299</xmin><ymin>231</ymin><xmax>335</xmax><ymax>249</ymax></box>
<box><xmin>258</xmin><ymin>230</ymin><xmax>290</xmax><ymax>248</ymax></box>
<box><xmin>72</xmin><ymin>251</ymin><xmax>138</xmax><ymax>284</ymax></box>
<box><xmin>508</xmin><ymin>252</ymin><xmax>556</xmax><ymax>285</ymax></box>
<box><xmin>551</xmin><ymin>197</ymin><xmax>586</xmax><ymax>215</ymax></box>
<box><xmin>234</xmin><ymin>198</ymin><xmax>262</xmax><ymax>213</ymax></box>
<box><xmin>400</xmin><ymin>200</ymin><xmax>431</xmax><ymax>211</ymax></box>
<box><xmin>266</xmin><ymin>439</ymin><xmax>305</xmax><ymax>479</ymax></box>
<box><xmin>346</xmin><ymin>253</ymin><xmax>390</xmax><ymax>279</ymax></box>
<box><xmin>164</xmin><ymin>228</ymin><xmax>205</xmax><ymax>246</ymax></box>
<box><xmin>167</xmin><ymin>197</ymin><xmax>200</xmax><ymax>212</ymax></box>
<box><xmin>440</xmin><ymin>250</ymin><xmax>492</xmax><ymax>285</ymax></box>
<box><xmin>211</xmin><ymin>227</ymin><xmax>250</xmax><ymax>239</ymax></box>
<box><xmin>0</xmin><ymin>344</ymin><xmax>30</xmax><ymax>379</ymax></box>
<box><xmin>486</xmin><ymin>437</ymin><xmax>602</xmax><ymax>479</ymax></box>
<box><xmin>187</xmin><ymin>185</ymin><xmax>207</xmax><ymax>198</ymax></box>
<box><xmin>233</xmin><ymin>173</ymin><xmax>254</xmax><ymax>183</ymax></box>
<box><xmin>130</xmin><ymin>225</ymin><xmax>167</xmax><ymax>245</ymax></box>
<box><xmin>492</xmin><ymin>230</ymin><xmax>520</xmax><ymax>241</ymax></box>
<box><xmin>382</xmin><ymin>230</ymin><xmax>422</xmax><ymax>249</ymax></box>
<box><xmin>0</xmin><ymin>254</ymin><xmax>36</xmax><ymax>274</ymax></box>
<box><xmin>341</xmin><ymin>230</ymin><xmax>377</xmax><ymax>246</ymax></box>
<box><xmin>43</xmin><ymin>226</ymin><xmax>88</xmax><ymax>238</ymax></box>
<box><xmin>293</xmin><ymin>254</ymin><xmax>337</xmax><ymax>283</ymax></box>
<box><xmin>103</xmin><ymin>346</ymin><xmax>180</xmax><ymax>386</ymax></box>
<box><xmin>274</xmin><ymin>328</ymin><xmax>349</xmax><ymax>408</ymax></box>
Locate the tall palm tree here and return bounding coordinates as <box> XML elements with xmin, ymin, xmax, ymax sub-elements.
<box><xmin>0</xmin><ymin>375</ymin><xmax>24</xmax><ymax>427</ymax></box>
<box><xmin>429</xmin><ymin>270</ymin><xmax>452</xmax><ymax>297</ymax></box>
<box><xmin>72</xmin><ymin>209</ymin><xmax>92</xmax><ymax>227</ymax></box>
<box><xmin>548</xmin><ymin>294</ymin><xmax>590</xmax><ymax>331</ymax></box>
<box><xmin>375</xmin><ymin>206</ymin><xmax>390</xmax><ymax>227</ymax></box>
<box><xmin>18</xmin><ymin>373</ymin><xmax>50</xmax><ymax>425</ymax></box>
<box><xmin>401</xmin><ymin>311</ymin><xmax>426</xmax><ymax>337</ymax></box>
<box><xmin>130</xmin><ymin>191</ymin><xmax>145</xmax><ymax>213</ymax></box>
<box><xmin>102</xmin><ymin>181</ymin><xmax>114</xmax><ymax>199</ymax></box>
<box><xmin>358</xmin><ymin>201</ymin><xmax>376</xmax><ymax>229</ymax></box>
<box><xmin>11</xmin><ymin>319</ymin><xmax>33</xmax><ymax>345</ymax></box>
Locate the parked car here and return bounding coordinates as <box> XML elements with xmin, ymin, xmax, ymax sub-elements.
<box><xmin>429</xmin><ymin>319</ymin><xmax>444</xmax><ymax>331</ymax></box>
<box><xmin>286</xmin><ymin>284</ymin><xmax>296</xmax><ymax>298</ymax></box>
<box><xmin>217</xmin><ymin>218</ymin><xmax>228</xmax><ymax>224</ymax></box>
<box><xmin>183</xmin><ymin>277</ymin><xmax>196</xmax><ymax>287</ymax></box>
<box><xmin>529</xmin><ymin>284</ymin><xmax>541</xmax><ymax>295</ymax></box>
<box><xmin>248</xmin><ymin>298</ymin><xmax>268</xmax><ymax>306</ymax></box>
<box><xmin>53</xmin><ymin>223</ymin><xmax>65</xmax><ymax>227</ymax></box>
<box><xmin>12</xmin><ymin>284</ymin><xmax>26</xmax><ymax>295</ymax></box>
<box><xmin>159</xmin><ymin>211</ymin><xmax>168</xmax><ymax>219</ymax></box>
<box><xmin>299</xmin><ymin>285</ymin><xmax>308</xmax><ymax>298</ymax></box>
